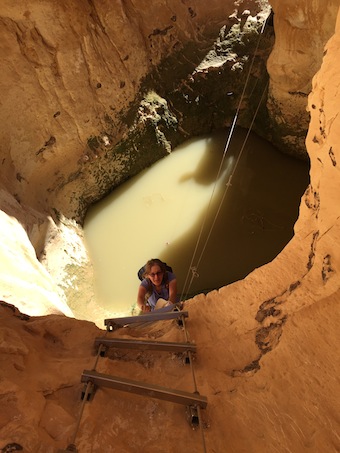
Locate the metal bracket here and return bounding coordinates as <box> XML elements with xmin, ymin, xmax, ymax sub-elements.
<box><xmin>186</xmin><ymin>405</ymin><xmax>199</xmax><ymax>428</ymax></box>
<box><xmin>81</xmin><ymin>382</ymin><xmax>95</xmax><ymax>401</ymax></box>
<box><xmin>99</xmin><ymin>345</ymin><xmax>107</xmax><ymax>357</ymax></box>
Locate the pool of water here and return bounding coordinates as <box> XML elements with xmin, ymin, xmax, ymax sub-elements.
<box><xmin>84</xmin><ymin>127</ymin><xmax>309</xmax><ymax>315</ymax></box>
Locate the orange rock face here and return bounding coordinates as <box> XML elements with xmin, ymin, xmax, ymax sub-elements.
<box><xmin>0</xmin><ymin>1</ymin><xmax>340</xmax><ymax>452</ymax></box>
<box><xmin>0</xmin><ymin>0</ymin><xmax>243</xmax><ymax>217</ymax></box>
<box><xmin>267</xmin><ymin>0</ymin><xmax>339</xmax><ymax>157</ymax></box>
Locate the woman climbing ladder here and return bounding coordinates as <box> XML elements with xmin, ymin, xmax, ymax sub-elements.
<box><xmin>137</xmin><ymin>258</ymin><xmax>177</xmax><ymax>312</ymax></box>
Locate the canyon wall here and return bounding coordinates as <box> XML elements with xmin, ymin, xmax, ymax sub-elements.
<box><xmin>0</xmin><ymin>0</ymin><xmax>273</xmax><ymax>315</ymax></box>
<box><xmin>0</xmin><ymin>0</ymin><xmax>338</xmax><ymax>325</ymax></box>
<box><xmin>267</xmin><ymin>0</ymin><xmax>339</xmax><ymax>157</ymax></box>
<box><xmin>0</xmin><ymin>1</ymin><xmax>340</xmax><ymax>452</ymax></box>
<box><xmin>0</xmin><ymin>0</ymin><xmax>269</xmax><ymax>222</ymax></box>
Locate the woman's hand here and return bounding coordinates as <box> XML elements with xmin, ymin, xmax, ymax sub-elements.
<box><xmin>141</xmin><ymin>304</ymin><xmax>151</xmax><ymax>313</ymax></box>
<box><xmin>168</xmin><ymin>278</ymin><xmax>177</xmax><ymax>304</ymax></box>
<box><xmin>137</xmin><ymin>286</ymin><xmax>150</xmax><ymax>312</ymax></box>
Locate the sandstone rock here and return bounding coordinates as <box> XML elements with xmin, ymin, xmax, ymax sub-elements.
<box><xmin>1</xmin><ymin>1</ymin><xmax>340</xmax><ymax>452</ymax></box>
<box><xmin>267</xmin><ymin>0</ymin><xmax>339</xmax><ymax>158</ymax></box>
<box><xmin>0</xmin><ymin>210</ymin><xmax>73</xmax><ymax>317</ymax></box>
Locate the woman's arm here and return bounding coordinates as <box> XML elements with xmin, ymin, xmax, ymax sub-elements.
<box><xmin>168</xmin><ymin>278</ymin><xmax>177</xmax><ymax>304</ymax></box>
<box><xmin>137</xmin><ymin>285</ymin><xmax>150</xmax><ymax>312</ymax></box>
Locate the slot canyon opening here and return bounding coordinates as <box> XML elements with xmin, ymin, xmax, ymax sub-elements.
<box><xmin>84</xmin><ymin>127</ymin><xmax>310</xmax><ymax>316</ymax></box>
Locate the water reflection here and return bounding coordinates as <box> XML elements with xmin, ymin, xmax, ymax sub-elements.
<box><xmin>84</xmin><ymin>127</ymin><xmax>309</xmax><ymax>314</ymax></box>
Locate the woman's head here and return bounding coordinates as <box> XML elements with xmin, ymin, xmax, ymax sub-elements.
<box><xmin>143</xmin><ymin>259</ymin><xmax>167</xmax><ymax>284</ymax></box>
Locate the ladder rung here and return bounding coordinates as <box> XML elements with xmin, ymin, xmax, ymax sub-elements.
<box><xmin>104</xmin><ymin>311</ymin><xmax>188</xmax><ymax>330</ymax></box>
<box><xmin>81</xmin><ymin>369</ymin><xmax>207</xmax><ymax>408</ymax></box>
<box><xmin>94</xmin><ymin>337</ymin><xmax>196</xmax><ymax>353</ymax></box>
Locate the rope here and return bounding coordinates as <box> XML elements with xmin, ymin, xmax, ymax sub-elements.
<box><xmin>180</xmin><ymin>13</ymin><xmax>270</xmax><ymax>301</ymax></box>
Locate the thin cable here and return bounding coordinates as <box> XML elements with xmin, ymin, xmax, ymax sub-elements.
<box><xmin>180</xmin><ymin>14</ymin><xmax>270</xmax><ymax>300</ymax></box>
<box><xmin>181</xmin><ymin>315</ymin><xmax>198</xmax><ymax>392</ymax></box>
<box><xmin>64</xmin><ymin>334</ymin><xmax>108</xmax><ymax>449</ymax></box>
<box><xmin>197</xmin><ymin>405</ymin><xmax>207</xmax><ymax>453</ymax></box>
<box><xmin>69</xmin><ymin>381</ymin><xmax>93</xmax><ymax>446</ymax></box>
<box><xmin>181</xmin><ymin>314</ymin><xmax>207</xmax><ymax>453</ymax></box>
<box><xmin>194</xmin><ymin>81</ymin><xmax>269</xmax><ymax>273</ymax></box>
<box><xmin>180</xmin><ymin>112</ymin><xmax>239</xmax><ymax>301</ymax></box>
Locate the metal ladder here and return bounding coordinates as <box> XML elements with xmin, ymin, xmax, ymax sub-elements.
<box><xmin>59</xmin><ymin>308</ymin><xmax>207</xmax><ymax>452</ymax></box>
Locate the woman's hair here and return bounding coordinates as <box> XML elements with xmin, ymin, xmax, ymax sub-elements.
<box><xmin>143</xmin><ymin>258</ymin><xmax>167</xmax><ymax>278</ymax></box>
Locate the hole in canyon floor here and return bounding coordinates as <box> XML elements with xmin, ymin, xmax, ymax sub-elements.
<box><xmin>84</xmin><ymin>127</ymin><xmax>310</xmax><ymax>315</ymax></box>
